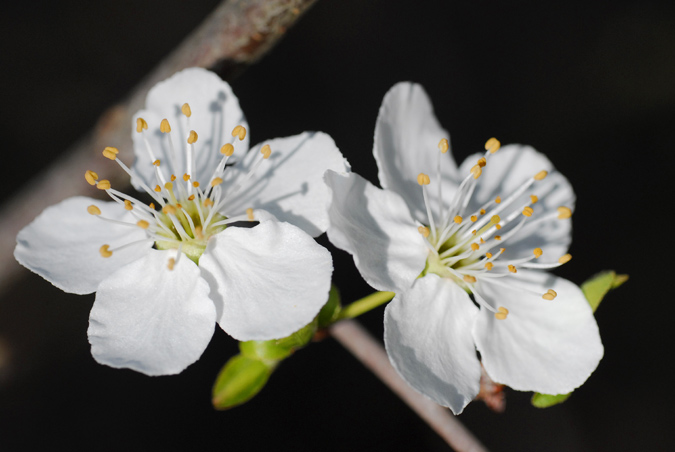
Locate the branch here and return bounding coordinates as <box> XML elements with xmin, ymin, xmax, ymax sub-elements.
<box><xmin>330</xmin><ymin>319</ymin><xmax>489</xmax><ymax>452</ymax></box>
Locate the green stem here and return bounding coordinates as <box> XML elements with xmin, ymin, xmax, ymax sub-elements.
<box><xmin>337</xmin><ymin>291</ymin><xmax>395</xmax><ymax>320</ymax></box>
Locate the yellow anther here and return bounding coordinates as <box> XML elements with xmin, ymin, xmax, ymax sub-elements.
<box><xmin>494</xmin><ymin>306</ymin><xmax>509</xmax><ymax>320</ymax></box>
<box><xmin>220</xmin><ymin>143</ymin><xmax>234</xmax><ymax>156</ymax></box>
<box><xmin>495</xmin><ymin>235</ymin><xmax>502</xmax><ymax>240</ymax></box>
<box><xmin>495</xmin><ymin>196</ymin><xmax>502</xmax><ymax>204</ymax></box>
<box><xmin>477</xmin><ymin>157</ymin><xmax>487</xmax><ymax>168</ymax></box>
<box><xmin>137</xmin><ymin>220</ymin><xmax>149</xmax><ymax>229</ymax></box>
<box><xmin>485</xmin><ymin>137</ymin><xmax>501</xmax><ymax>154</ymax></box>
<box><xmin>149</xmin><ymin>203</ymin><xmax>156</xmax><ymax>210</ymax></box>
<box><xmin>547</xmin><ymin>289</ymin><xmax>557</xmax><ymax>297</ymax></box>
<box><xmin>508</xmin><ymin>265</ymin><xmax>517</xmax><ymax>273</ymax></box>
<box><xmin>232</xmin><ymin>125</ymin><xmax>247</xmax><ymax>140</ymax></box>
<box><xmin>187</xmin><ymin>130</ymin><xmax>198</xmax><ymax>144</ymax></box>
<box><xmin>438</xmin><ymin>138</ymin><xmax>449</xmax><ymax>153</ymax></box>
<box><xmin>471</xmin><ymin>165</ymin><xmax>482</xmax><ymax>179</ymax></box>
<box><xmin>167</xmin><ymin>258</ymin><xmax>176</xmax><ymax>271</ymax></box>
<box><xmin>99</xmin><ymin>245</ymin><xmax>113</xmax><ymax>258</ymax></box>
<box><xmin>417</xmin><ymin>173</ymin><xmax>431</xmax><ymax>186</ymax></box>
<box><xmin>418</xmin><ymin>226</ymin><xmax>430</xmax><ymax>238</ymax></box>
<box><xmin>495</xmin><ymin>224</ymin><xmax>502</xmax><ymax>230</ymax></box>
<box><xmin>124</xmin><ymin>200</ymin><xmax>133</xmax><ymax>211</ymax></box>
<box><xmin>170</xmin><ymin>174</ymin><xmax>177</xmax><ymax>181</ymax></box>
<box><xmin>85</xmin><ymin>170</ymin><xmax>99</xmax><ymax>186</ymax></box>
<box><xmin>183</xmin><ymin>173</ymin><xmax>190</xmax><ymax>182</ymax></box>
<box><xmin>164</xmin><ymin>182</ymin><xmax>174</xmax><ymax>190</ymax></box>
<box><xmin>181</xmin><ymin>103</ymin><xmax>192</xmax><ymax>117</ymax></box>
<box><xmin>188</xmin><ymin>194</ymin><xmax>195</xmax><ymax>201</ymax></box>
<box><xmin>530</xmin><ymin>195</ymin><xmax>539</xmax><ymax>204</ymax></box>
<box><xmin>534</xmin><ymin>170</ymin><xmax>548</xmax><ymax>181</ymax></box>
<box><xmin>454</xmin><ymin>215</ymin><xmax>463</xmax><ymax>224</ymax></box>
<box><xmin>162</xmin><ymin>205</ymin><xmax>177</xmax><ymax>215</ymax></box>
<box><xmin>96</xmin><ymin>180</ymin><xmax>111</xmax><ymax>190</ymax></box>
<box><xmin>261</xmin><ymin>144</ymin><xmax>272</xmax><ymax>159</ymax></box>
<box><xmin>470</xmin><ymin>215</ymin><xmax>477</xmax><ymax>222</ymax></box>
<box><xmin>463</xmin><ymin>275</ymin><xmax>477</xmax><ymax>284</ymax></box>
<box><xmin>522</xmin><ymin>206</ymin><xmax>534</xmax><ymax>217</ymax></box>
<box><xmin>485</xmin><ymin>252</ymin><xmax>493</xmax><ymax>258</ymax></box>
<box><xmin>480</xmin><ymin>237</ymin><xmax>486</xmax><ymax>244</ymax></box>
<box><xmin>192</xmin><ymin>181</ymin><xmax>200</xmax><ymax>188</ymax></box>
<box><xmin>246</xmin><ymin>208</ymin><xmax>255</xmax><ymax>221</ymax></box>
<box><xmin>211</xmin><ymin>177</ymin><xmax>223</xmax><ymax>187</ymax></box>
<box><xmin>154</xmin><ymin>185</ymin><xmax>162</xmax><ymax>192</ymax></box>
<box><xmin>557</xmin><ymin>206</ymin><xmax>572</xmax><ymax>219</ymax></box>
<box><xmin>542</xmin><ymin>293</ymin><xmax>555</xmax><ymax>301</ymax></box>
<box><xmin>471</xmin><ymin>243</ymin><xmax>480</xmax><ymax>251</ymax></box>
<box><xmin>485</xmin><ymin>262</ymin><xmax>494</xmax><ymax>271</ymax></box>
<box><xmin>471</xmin><ymin>229</ymin><xmax>477</xmax><ymax>235</ymax></box>
<box><xmin>87</xmin><ymin>205</ymin><xmax>101</xmax><ymax>216</ymax></box>
<box><xmin>159</xmin><ymin>119</ymin><xmax>171</xmax><ymax>133</ymax></box>
<box><xmin>533</xmin><ymin>247</ymin><xmax>543</xmax><ymax>258</ymax></box>
<box><xmin>499</xmin><ymin>248</ymin><xmax>505</xmax><ymax>253</ymax></box>
<box><xmin>136</xmin><ymin>117</ymin><xmax>148</xmax><ymax>133</ymax></box>
<box><xmin>480</xmin><ymin>209</ymin><xmax>486</xmax><ymax>215</ymax></box>
<box><xmin>153</xmin><ymin>159</ymin><xmax>161</xmax><ymax>166</ymax></box>
<box><xmin>204</xmin><ymin>198</ymin><xmax>214</xmax><ymax>207</ymax></box>
<box><xmin>558</xmin><ymin>254</ymin><xmax>572</xmax><ymax>264</ymax></box>
<box><xmin>176</xmin><ymin>203</ymin><xmax>182</xmax><ymax>209</ymax></box>
<box><xmin>102</xmin><ymin>147</ymin><xmax>119</xmax><ymax>160</ymax></box>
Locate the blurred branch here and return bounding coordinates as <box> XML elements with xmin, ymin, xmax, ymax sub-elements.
<box><xmin>330</xmin><ymin>320</ymin><xmax>489</xmax><ymax>452</ymax></box>
<box><xmin>0</xmin><ymin>0</ymin><xmax>315</xmax><ymax>294</ymax></box>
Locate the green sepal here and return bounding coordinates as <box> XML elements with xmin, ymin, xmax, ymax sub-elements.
<box><xmin>531</xmin><ymin>392</ymin><xmax>572</xmax><ymax>408</ymax></box>
<box><xmin>275</xmin><ymin>316</ymin><xmax>319</xmax><ymax>350</ymax></box>
<box><xmin>212</xmin><ymin>354</ymin><xmax>275</xmax><ymax>410</ymax></box>
<box><xmin>317</xmin><ymin>285</ymin><xmax>342</xmax><ymax>328</ymax></box>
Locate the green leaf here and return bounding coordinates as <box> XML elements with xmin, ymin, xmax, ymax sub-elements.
<box><xmin>531</xmin><ymin>392</ymin><xmax>572</xmax><ymax>408</ymax></box>
<box><xmin>212</xmin><ymin>355</ymin><xmax>274</xmax><ymax>410</ymax></box>
<box><xmin>581</xmin><ymin>270</ymin><xmax>629</xmax><ymax>312</ymax></box>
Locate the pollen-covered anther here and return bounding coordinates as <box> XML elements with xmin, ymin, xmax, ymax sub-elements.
<box><xmin>417</xmin><ymin>173</ymin><xmax>431</xmax><ymax>186</ymax></box>
<box><xmin>534</xmin><ymin>170</ymin><xmax>548</xmax><ymax>181</ymax></box>
<box><xmin>533</xmin><ymin>247</ymin><xmax>543</xmax><ymax>258</ymax></box>
<box><xmin>136</xmin><ymin>117</ymin><xmax>148</xmax><ymax>133</ymax></box>
<box><xmin>85</xmin><ymin>170</ymin><xmax>99</xmax><ymax>186</ymax></box>
<box><xmin>99</xmin><ymin>245</ymin><xmax>113</xmax><ymax>258</ymax></box>
<box><xmin>477</xmin><ymin>157</ymin><xmax>487</xmax><ymax>168</ymax></box>
<box><xmin>418</xmin><ymin>226</ymin><xmax>430</xmax><ymax>238</ymax></box>
<box><xmin>508</xmin><ymin>264</ymin><xmax>517</xmax><ymax>273</ymax></box>
<box><xmin>494</xmin><ymin>306</ymin><xmax>509</xmax><ymax>320</ymax></box>
<box><xmin>558</xmin><ymin>253</ymin><xmax>572</xmax><ymax>264</ymax></box>
<box><xmin>438</xmin><ymin>138</ymin><xmax>449</xmax><ymax>154</ymax></box>
<box><xmin>471</xmin><ymin>243</ymin><xmax>480</xmax><ymax>251</ymax></box>
<box><xmin>160</xmin><ymin>119</ymin><xmax>171</xmax><ymax>133</ymax></box>
<box><xmin>187</xmin><ymin>194</ymin><xmax>195</xmax><ymax>201</ymax></box>
<box><xmin>522</xmin><ymin>206</ymin><xmax>534</xmax><ymax>217</ymax></box>
<box><xmin>187</xmin><ymin>130</ymin><xmax>198</xmax><ymax>144</ymax></box>
<box><xmin>102</xmin><ymin>147</ymin><xmax>119</xmax><ymax>160</ymax></box>
<box><xmin>167</xmin><ymin>258</ymin><xmax>176</xmax><ymax>271</ymax></box>
<box><xmin>149</xmin><ymin>203</ymin><xmax>156</xmax><ymax>210</ymax></box>
<box><xmin>471</xmin><ymin>165</ymin><xmax>482</xmax><ymax>179</ymax></box>
<box><xmin>261</xmin><ymin>144</ymin><xmax>272</xmax><ymax>159</ymax></box>
<box><xmin>495</xmin><ymin>235</ymin><xmax>502</xmax><ymax>240</ymax></box>
<box><xmin>192</xmin><ymin>181</ymin><xmax>200</xmax><ymax>188</ymax></box>
<box><xmin>220</xmin><ymin>143</ymin><xmax>234</xmax><ymax>156</ymax></box>
<box><xmin>470</xmin><ymin>215</ymin><xmax>477</xmax><ymax>222</ymax></box>
<box><xmin>96</xmin><ymin>180</ymin><xmax>111</xmax><ymax>190</ymax></box>
<box><xmin>485</xmin><ymin>137</ymin><xmax>501</xmax><ymax>154</ymax></box>
<box><xmin>480</xmin><ymin>238</ymin><xmax>485</xmax><ymax>244</ymax></box>
<box><xmin>87</xmin><ymin>205</ymin><xmax>101</xmax><ymax>216</ymax></box>
<box><xmin>463</xmin><ymin>275</ymin><xmax>477</xmax><ymax>283</ymax></box>
<box><xmin>557</xmin><ymin>206</ymin><xmax>572</xmax><ymax>219</ymax></box>
<box><xmin>246</xmin><ymin>208</ymin><xmax>255</xmax><ymax>221</ymax></box>
<box><xmin>485</xmin><ymin>252</ymin><xmax>493</xmax><ymax>258</ymax></box>
<box><xmin>454</xmin><ymin>215</ymin><xmax>463</xmax><ymax>224</ymax></box>
<box><xmin>485</xmin><ymin>262</ymin><xmax>494</xmax><ymax>271</ymax></box>
<box><xmin>495</xmin><ymin>224</ymin><xmax>502</xmax><ymax>230</ymax></box>
<box><xmin>530</xmin><ymin>195</ymin><xmax>539</xmax><ymax>204</ymax></box>
<box><xmin>162</xmin><ymin>205</ymin><xmax>177</xmax><ymax>215</ymax></box>
<box><xmin>210</xmin><ymin>177</ymin><xmax>223</xmax><ymax>187</ymax></box>
<box><xmin>154</xmin><ymin>185</ymin><xmax>161</xmax><ymax>192</ymax></box>
<box><xmin>124</xmin><ymin>200</ymin><xmax>133</xmax><ymax>211</ymax></box>
<box><xmin>181</xmin><ymin>103</ymin><xmax>192</xmax><ymax>117</ymax></box>
<box><xmin>480</xmin><ymin>209</ymin><xmax>486</xmax><ymax>215</ymax></box>
<box><xmin>232</xmin><ymin>125</ymin><xmax>247</xmax><ymax>141</ymax></box>
<box><xmin>183</xmin><ymin>173</ymin><xmax>190</xmax><ymax>182</ymax></box>
<box><xmin>137</xmin><ymin>220</ymin><xmax>149</xmax><ymax>229</ymax></box>
<box><xmin>153</xmin><ymin>159</ymin><xmax>161</xmax><ymax>166</ymax></box>
<box><xmin>204</xmin><ymin>198</ymin><xmax>214</xmax><ymax>207</ymax></box>
<box><xmin>170</xmin><ymin>174</ymin><xmax>177</xmax><ymax>182</ymax></box>
<box><xmin>542</xmin><ymin>289</ymin><xmax>558</xmax><ymax>301</ymax></box>
<box><xmin>495</xmin><ymin>196</ymin><xmax>502</xmax><ymax>204</ymax></box>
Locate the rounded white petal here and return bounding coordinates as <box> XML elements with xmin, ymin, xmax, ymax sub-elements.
<box><xmin>131</xmin><ymin>67</ymin><xmax>249</xmax><ymax>188</ymax></box>
<box><xmin>325</xmin><ymin>170</ymin><xmax>428</xmax><ymax>293</ymax></box>
<box><xmin>14</xmin><ymin>196</ymin><xmax>151</xmax><ymax>294</ymax></box>
<box><xmin>473</xmin><ymin>270</ymin><xmax>603</xmax><ymax>394</ymax></box>
<box><xmin>384</xmin><ymin>274</ymin><xmax>482</xmax><ymax>414</ymax></box>
<box><xmin>222</xmin><ymin>132</ymin><xmax>349</xmax><ymax>237</ymax></box>
<box><xmin>199</xmin><ymin>220</ymin><xmax>333</xmax><ymax>341</ymax></box>
<box><xmin>459</xmin><ymin>145</ymin><xmax>575</xmax><ymax>263</ymax></box>
<box><xmin>88</xmin><ymin>249</ymin><xmax>216</xmax><ymax>376</ymax></box>
<box><xmin>374</xmin><ymin>82</ymin><xmax>459</xmax><ymax>221</ymax></box>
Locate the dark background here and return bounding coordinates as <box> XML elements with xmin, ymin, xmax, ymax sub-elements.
<box><xmin>1</xmin><ymin>0</ymin><xmax>672</xmax><ymax>450</ymax></box>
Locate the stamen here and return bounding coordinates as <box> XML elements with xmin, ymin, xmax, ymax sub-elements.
<box><xmin>232</xmin><ymin>125</ymin><xmax>247</xmax><ymax>141</ymax></box>
<box><xmin>470</xmin><ymin>215</ymin><xmax>477</xmax><ymax>222</ymax></box>
<box><xmin>85</xmin><ymin>170</ymin><xmax>99</xmax><ymax>186</ymax></box>
<box><xmin>260</xmin><ymin>144</ymin><xmax>272</xmax><ymax>159</ymax></box>
<box><xmin>137</xmin><ymin>220</ymin><xmax>149</xmax><ymax>229</ymax></box>
<box><xmin>99</xmin><ymin>245</ymin><xmax>113</xmax><ymax>258</ymax></box>
<box><xmin>87</xmin><ymin>205</ymin><xmax>101</xmax><ymax>216</ymax></box>
<box><xmin>221</xmin><ymin>144</ymin><xmax>234</xmax><ymax>156</ymax></box>
<box><xmin>533</xmin><ymin>247</ymin><xmax>543</xmax><ymax>258</ymax></box>
<box><xmin>160</xmin><ymin>119</ymin><xmax>171</xmax><ymax>133</ymax></box>
<box><xmin>485</xmin><ymin>137</ymin><xmax>501</xmax><ymax>154</ymax></box>
<box><xmin>454</xmin><ymin>215</ymin><xmax>463</xmax><ymax>224</ymax></box>
<box><xmin>167</xmin><ymin>258</ymin><xmax>176</xmax><ymax>271</ymax></box>
<box><xmin>471</xmin><ymin>243</ymin><xmax>480</xmax><ymax>251</ymax></box>
<box><xmin>508</xmin><ymin>265</ymin><xmax>517</xmax><ymax>273</ymax></box>
<box><xmin>471</xmin><ymin>165</ymin><xmax>482</xmax><ymax>179</ymax></box>
<box><xmin>495</xmin><ymin>196</ymin><xmax>502</xmax><ymax>204</ymax></box>
<box><xmin>97</xmin><ymin>180</ymin><xmax>111</xmax><ymax>190</ymax></box>
<box><xmin>136</xmin><ymin>117</ymin><xmax>148</xmax><ymax>133</ymax></box>
<box><xmin>542</xmin><ymin>289</ymin><xmax>557</xmax><ymax>301</ymax></box>
<box><xmin>463</xmin><ymin>275</ymin><xmax>477</xmax><ymax>283</ymax></box>
<box><xmin>534</xmin><ymin>170</ymin><xmax>548</xmax><ymax>181</ymax></box>
<box><xmin>181</xmin><ymin>103</ymin><xmax>192</xmax><ymax>117</ymax></box>
<box><xmin>557</xmin><ymin>206</ymin><xmax>572</xmax><ymax>219</ymax></box>
<box><xmin>246</xmin><ymin>208</ymin><xmax>255</xmax><ymax>221</ymax></box>
<box><xmin>438</xmin><ymin>138</ymin><xmax>449</xmax><ymax>153</ymax></box>
<box><xmin>418</xmin><ymin>226</ymin><xmax>430</xmax><ymax>238</ymax></box>
<box><xmin>187</xmin><ymin>130</ymin><xmax>198</xmax><ymax>144</ymax></box>
<box><xmin>530</xmin><ymin>195</ymin><xmax>539</xmax><ymax>204</ymax></box>
<box><xmin>559</xmin><ymin>254</ymin><xmax>572</xmax><ymax>264</ymax></box>
<box><xmin>485</xmin><ymin>262</ymin><xmax>494</xmax><ymax>270</ymax></box>
<box><xmin>124</xmin><ymin>200</ymin><xmax>133</xmax><ymax>211</ymax></box>
<box><xmin>102</xmin><ymin>147</ymin><xmax>119</xmax><ymax>160</ymax></box>
<box><xmin>522</xmin><ymin>206</ymin><xmax>534</xmax><ymax>217</ymax></box>
<box><xmin>211</xmin><ymin>177</ymin><xmax>223</xmax><ymax>187</ymax></box>
<box><xmin>494</xmin><ymin>306</ymin><xmax>509</xmax><ymax>320</ymax></box>
<box><xmin>153</xmin><ymin>160</ymin><xmax>161</xmax><ymax>166</ymax></box>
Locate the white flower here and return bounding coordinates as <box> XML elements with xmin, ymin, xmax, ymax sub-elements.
<box><xmin>15</xmin><ymin>67</ymin><xmax>349</xmax><ymax>376</ymax></box>
<box><xmin>325</xmin><ymin>82</ymin><xmax>602</xmax><ymax>414</ymax></box>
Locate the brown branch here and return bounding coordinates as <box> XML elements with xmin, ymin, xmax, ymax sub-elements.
<box><xmin>330</xmin><ymin>319</ymin><xmax>489</xmax><ymax>452</ymax></box>
<box><xmin>0</xmin><ymin>0</ymin><xmax>316</xmax><ymax>294</ymax></box>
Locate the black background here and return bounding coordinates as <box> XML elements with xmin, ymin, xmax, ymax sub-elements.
<box><xmin>0</xmin><ymin>1</ymin><xmax>672</xmax><ymax>451</ymax></box>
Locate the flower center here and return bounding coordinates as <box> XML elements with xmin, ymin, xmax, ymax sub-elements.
<box><xmin>415</xmin><ymin>138</ymin><xmax>574</xmax><ymax>319</ymax></box>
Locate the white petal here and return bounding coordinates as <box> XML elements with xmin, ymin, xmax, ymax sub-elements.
<box><xmin>199</xmin><ymin>220</ymin><xmax>333</xmax><ymax>341</ymax></box>
<box><xmin>14</xmin><ymin>196</ymin><xmax>151</xmax><ymax>294</ymax></box>
<box><xmin>473</xmin><ymin>270</ymin><xmax>603</xmax><ymax>394</ymax></box>
<box><xmin>459</xmin><ymin>145</ymin><xmax>575</xmax><ymax>263</ymax></box>
<box><xmin>221</xmin><ymin>132</ymin><xmax>349</xmax><ymax>237</ymax></box>
<box><xmin>384</xmin><ymin>274</ymin><xmax>482</xmax><ymax>414</ymax></box>
<box><xmin>88</xmin><ymin>249</ymin><xmax>216</xmax><ymax>376</ymax></box>
<box><xmin>131</xmin><ymin>67</ymin><xmax>249</xmax><ymax>188</ymax></box>
<box><xmin>325</xmin><ymin>171</ymin><xmax>428</xmax><ymax>293</ymax></box>
<box><xmin>374</xmin><ymin>82</ymin><xmax>459</xmax><ymax>221</ymax></box>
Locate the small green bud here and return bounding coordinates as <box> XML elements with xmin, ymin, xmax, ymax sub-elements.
<box><xmin>212</xmin><ymin>355</ymin><xmax>274</xmax><ymax>410</ymax></box>
<box><xmin>531</xmin><ymin>392</ymin><xmax>572</xmax><ymax>408</ymax></box>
